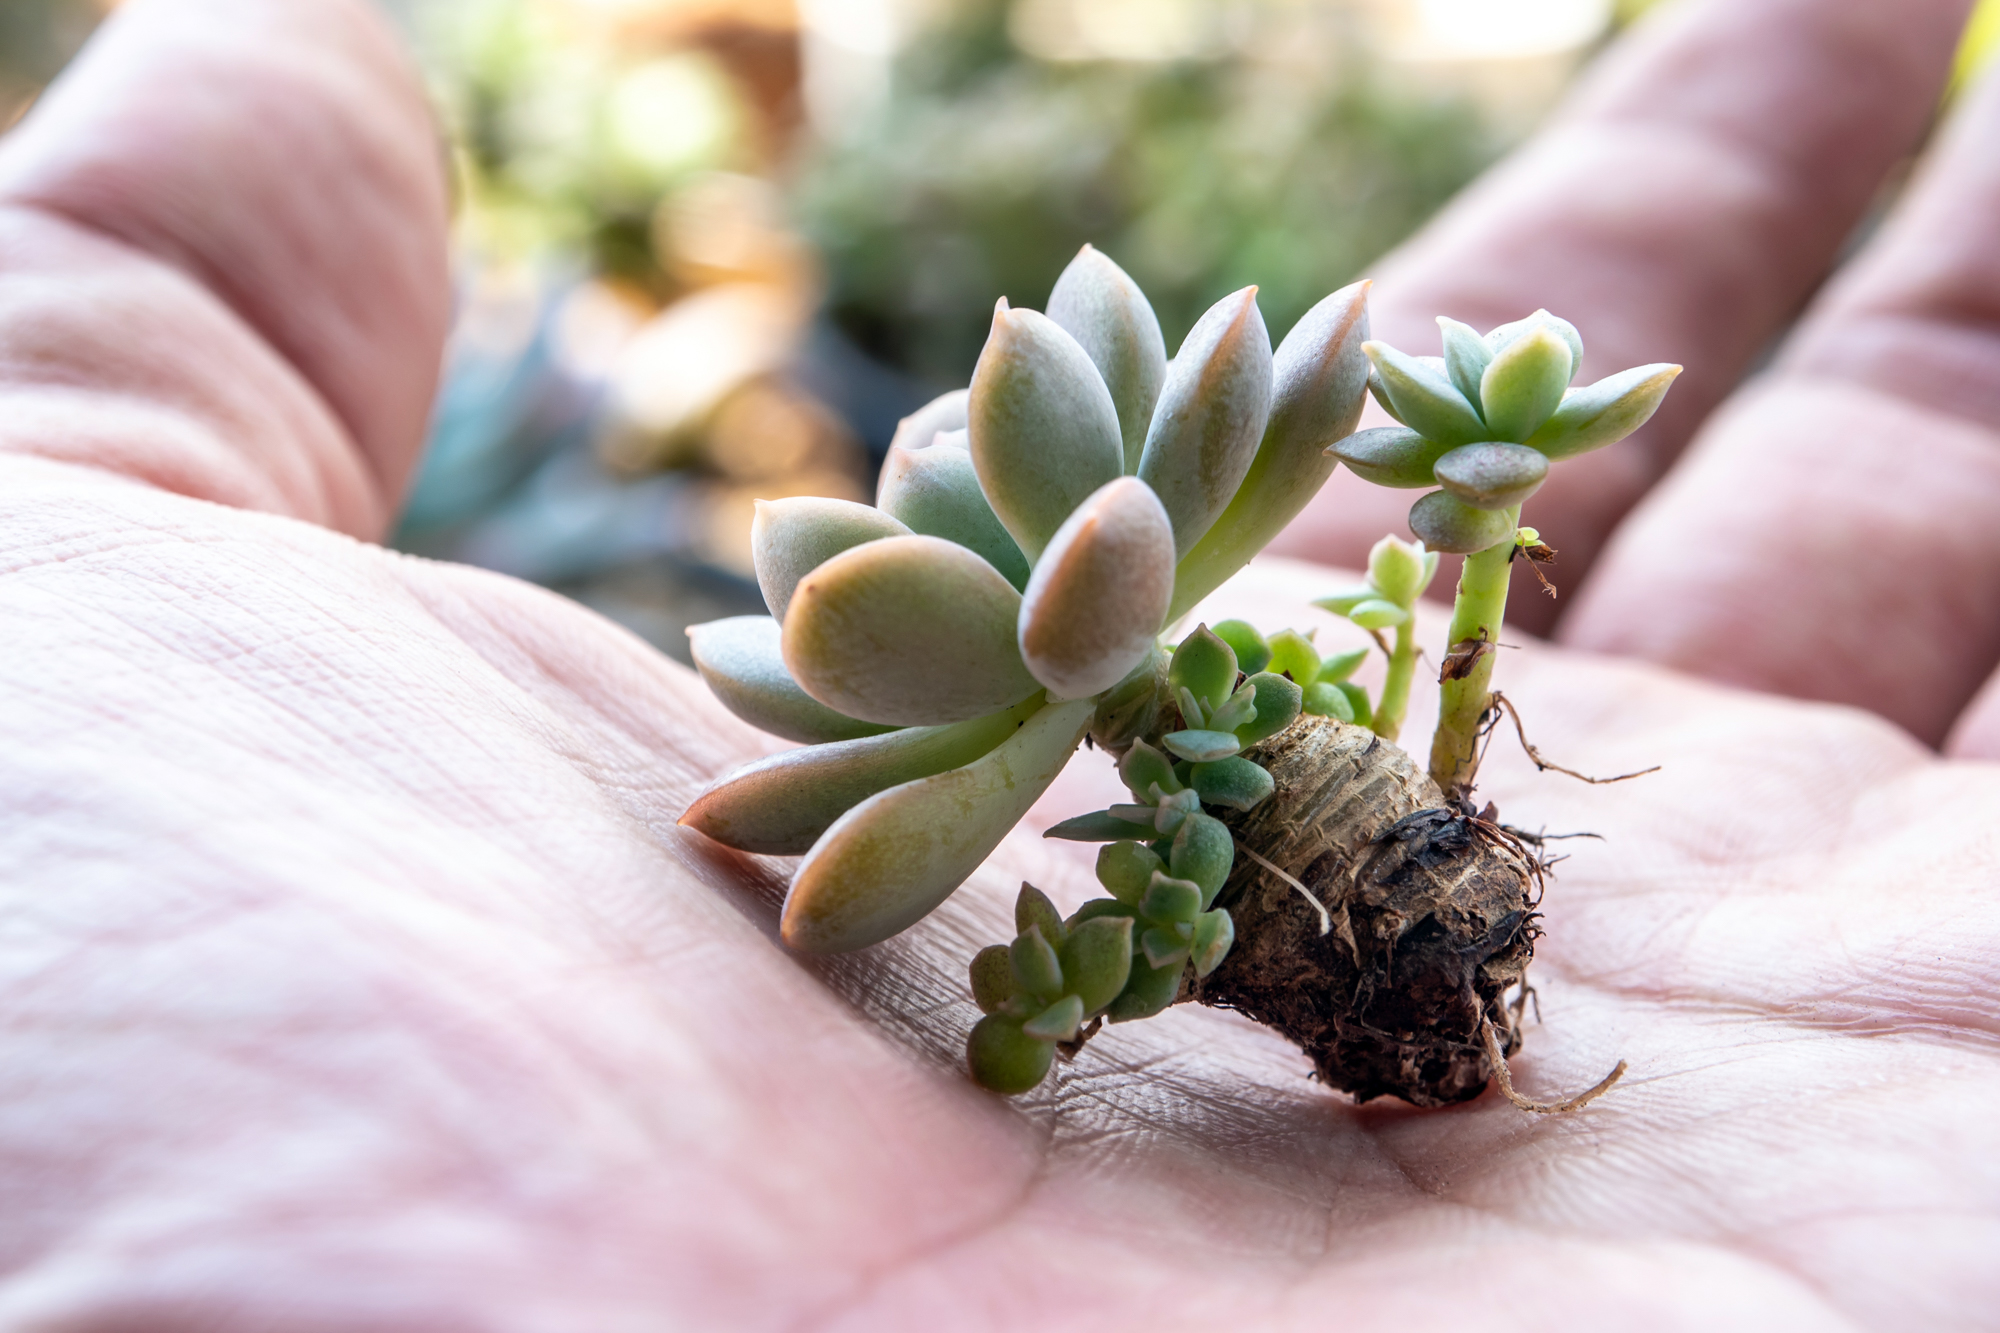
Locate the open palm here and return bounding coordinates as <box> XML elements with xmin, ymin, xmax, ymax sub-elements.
<box><xmin>2</xmin><ymin>1</ymin><xmax>1996</xmax><ymax>1327</ymax></box>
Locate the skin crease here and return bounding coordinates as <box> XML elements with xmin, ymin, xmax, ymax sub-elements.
<box><xmin>0</xmin><ymin>2</ymin><xmax>1996</xmax><ymax>1331</ymax></box>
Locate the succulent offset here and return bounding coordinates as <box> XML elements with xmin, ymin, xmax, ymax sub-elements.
<box><xmin>681</xmin><ymin>250</ymin><xmax>1679</xmax><ymax>1100</ymax></box>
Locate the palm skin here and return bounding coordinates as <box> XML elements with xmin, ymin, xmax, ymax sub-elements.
<box><xmin>1</xmin><ymin>0</ymin><xmax>1997</xmax><ymax>1328</ymax></box>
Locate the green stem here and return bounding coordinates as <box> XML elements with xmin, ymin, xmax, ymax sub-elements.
<box><xmin>1427</xmin><ymin>507</ymin><xmax>1520</xmax><ymax>797</ymax></box>
<box><xmin>1372</xmin><ymin>619</ymin><xmax>1416</xmax><ymax>743</ymax></box>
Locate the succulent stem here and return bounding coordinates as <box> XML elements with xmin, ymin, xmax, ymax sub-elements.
<box><xmin>1373</xmin><ymin>617</ymin><xmax>1417</xmax><ymax>743</ymax></box>
<box><xmin>1427</xmin><ymin>506</ymin><xmax>1519</xmax><ymax>795</ymax></box>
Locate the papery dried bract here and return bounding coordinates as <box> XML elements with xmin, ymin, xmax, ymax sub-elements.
<box><xmin>1137</xmin><ymin>286</ymin><xmax>1273</xmax><ymax>557</ymax></box>
<box><xmin>687</xmin><ymin>616</ymin><xmax>895</xmax><ymax>744</ymax></box>
<box><xmin>752</xmin><ymin>497</ymin><xmax>911</xmax><ymax>622</ymax></box>
<box><xmin>782</xmin><ymin>698</ymin><xmax>1095</xmax><ymax>952</ymax></box>
<box><xmin>1169</xmin><ymin>282</ymin><xmax>1370</xmax><ymax>620</ymax></box>
<box><xmin>1525</xmin><ymin>363</ymin><xmax>1682</xmax><ymax>460</ymax></box>
<box><xmin>782</xmin><ymin>535</ymin><xmax>1040</xmax><ymax>726</ymax></box>
<box><xmin>969</xmin><ymin>301</ymin><xmax>1124</xmax><ymax>561</ymax></box>
<box><xmin>877</xmin><ymin>442</ymin><xmax>1031</xmax><ymax>589</ymax></box>
<box><xmin>1018</xmin><ymin>478</ymin><xmax>1176</xmax><ymax>699</ymax></box>
<box><xmin>1046</xmin><ymin>245</ymin><xmax>1167</xmax><ymax>473</ymax></box>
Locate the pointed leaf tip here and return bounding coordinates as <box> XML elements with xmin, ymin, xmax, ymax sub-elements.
<box><xmin>1018</xmin><ymin>478</ymin><xmax>1176</xmax><ymax>700</ymax></box>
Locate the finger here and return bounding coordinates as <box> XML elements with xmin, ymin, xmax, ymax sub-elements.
<box><xmin>1565</xmin><ymin>61</ymin><xmax>2000</xmax><ymax>747</ymax></box>
<box><xmin>0</xmin><ymin>0</ymin><xmax>449</xmax><ymax>537</ymax></box>
<box><xmin>1272</xmin><ymin>0</ymin><xmax>1971</xmax><ymax>631</ymax></box>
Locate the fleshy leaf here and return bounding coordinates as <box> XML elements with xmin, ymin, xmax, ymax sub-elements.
<box><xmin>782</xmin><ymin>698</ymin><xmax>1094</xmax><ymax>952</ymax></box>
<box><xmin>968</xmin><ymin>301</ymin><xmax>1124</xmax><ymax>561</ymax></box>
<box><xmin>1168</xmin><ymin>282</ymin><xmax>1370</xmax><ymax>621</ymax></box>
<box><xmin>1089</xmin><ymin>645</ymin><xmax>1167</xmax><ymax>751</ymax></box>
<box><xmin>1192</xmin><ymin>909</ymin><xmax>1235</xmax><ymax>978</ymax></box>
<box><xmin>887</xmin><ymin>387</ymin><xmax>970</xmax><ymax>454</ymax></box>
<box><xmin>969</xmin><ymin>944</ymin><xmax>1016</xmax><ymax>1015</ymax></box>
<box><xmin>1169</xmin><ymin>624</ymin><xmax>1238</xmax><ymax>717</ymax></box>
<box><xmin>1045</xmin><ymin>245</ymin><xmax>1167</xmax><ymax>473</ymax></box>
<box><xmin>1524</xmin><ymin>363</ymin><xmax>1682</xmax><ymax>460</ymax></box>
<box><xmin>1046</xmin><ymin>810</ymin><xmax>1159</xmax><ymax>842</ymax></box>
<box><xmin>1234</xmin><ymin>671</ymin><xmax>1301</xmax><ymax>747</ymax></box>
<box><xmin>1265</xmin><ymin>630</ymin><xmax>1319</xmax><ymax>687</ymax></box>
<box><xmin>1408</xmin><ymin>489</ymin><xmax>1518</xmax><ymax>555</ymax></box>
<box><xmin>1023</xmin><ymin>993</ymin><xmax>1086</xmax><ymax>1042</ymax></box>
<box><xmin>1433</xmin><ymin>442</ymin><xmax>1549</xmax><ymax>511</ymax></box>
<box><xmin>1016</xmin><ymin>883</ymin><xmax>1067</xmax><ymax>947</ymax></box>
<box><xmin>1107</xmin><ymin>957</ymin><xmax>1183</xmax><ymax>1022</ymax></box>
<box><xmin>1119</xmin><ymin>739</ymin><xmax>1182</xmax><ymax>802</ymax></box>
<box><xmin>783</xmin><ymin>534</ymin><xmax>1039</xmax><ymax>726</ymax></box>
<box><xmin>687</xmin><ymin>616</ymin><xmax>896</xmax><ymax>745</ymax></box>
<box><xmin>1366</xmin><ymin>534</ymin><xmax>1434</xmax><ymax>606</ymax></box>
<box><xmin>1011</xmin><ymin>923</ymin><xmax>1065</xmax><ymax>1000</ymax></box>
<box><xmin>1189</xmin><ymin>756</ymin><xmax>1275</xmax><ymax>811</ymax></box>
<box><xmin>1346</xmin><ymin>598</ymin><xmax>1411</xmax><ymax>629</ymax></box>
<box><xmin>1141</xmin><ymin>927</ymin><xmax>1191</xmax><ymax>972</ymax></box>
<box><xmin>1337</xmin><ymin>681</ymin><xmax>1372</xmax><ymax>728</ymax></box>
<box><xmin>1142</xmin><ymin>872</ymin><xmax>1203</xmax><ymax>925</ymax></box>
<box><xmin>1210</xmin><ymin>620</ymin><xmax>1272</xmax><ymax>674</ymax></box>
<box><xmin>877</xmin><ymin>443</ymin><xmax>1032</xmax><ymax>589</ymax></box>
<box><xmin>1328</xmin><ymin>425</ymin><xmax>1455</xmax><ymax>489</ymax></box>
<box><xmin>1061</xmin><ymin>915</ymin><xmax>1136</xmax><ymax>1015</ymax></box>
<box><xmin>1018</xmin><ymin>478</ymin><xmax>1176</xmax><ymax>699</ymax></box>
<box><xmin>752</xmin><ymin>497</ymin><xmax>911</xmax><ymax>624</ymax></box>
<box><xmin>1437</xmin><ymin>316</ymin><xmax>1492</xmax><ymax>409</ymax></box>
<box><xmin>1303</xmin><ymin>681</ymin><xmax>1355</xmax><ymax>721</ymax></box>
<box><xmin>1097</xmin><ymin>840</ymin><xmax>1167</xmax><ymax>904</ymax></box>
<box><xmin>1311</xmin><ymin>587</ymin><xmax>1375</xmax><ymax>617</ymax></box>
<box><xmin>1315</xmin><ymin>648</ymin><xmax>1369</xmax><ymax>684</ymax></box>
<box><xmin>1163</xmin><ymin>729</ymin><xmax>1241</xmax><ymax>763</ymax></box>
<box><xmin>1479</xmin><ymin>326</ymin><xmax>1573</xmax><ymax>442</ymax></box>
<box><xmin>1207</xmin><ymin>680</ymin><xmax>1259</xmax><ymax>734</ymax></box>
<box><xmin>680</xmin><ymin>695</ymin><xmax>1041</xmax><ymax>855</ymax></box>
<box><xmin>1484</xmin><ymin>309</ymin><xmax>1583</xmax><ymax>370</ymax></box>
<box><xmin>1363</xmin><ymin>341</ymin><xmax>1487</xmax><ymax>446</ymax></box>
<box><xmin>1137</xmin><ymin>287</ymin><xmax>1274</xmax><ymax>557</ymax></box>
<box><xmin>967</xmin><ymin>1014</ymin><xmax>1054</xmax><ymax>1093</ymax></box>
<box><xmin>1169</xmin><ymin>811</ymin><xmax>1234</xmax><ymax>904</ymax></box>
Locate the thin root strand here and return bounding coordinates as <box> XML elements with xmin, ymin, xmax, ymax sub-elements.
<box><xmin>1480</xmin><ymin>1019</ymin><xmax>1626</xmax><ymax>1114</ymax></box>
<box><xmin>1491</xmin><ymin>692</ymin><xmax>1661</xmax><ymax>786</ymax></box>
<box><xmin>1239</xmin><ymin>843</ymin><xmax>1331</xmax><ymax>936</ymax></box>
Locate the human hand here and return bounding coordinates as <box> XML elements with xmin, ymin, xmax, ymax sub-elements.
<box><xmin>1277</xmin><ymin>0</ymin><xmax>2000</xmax><ymax>760</ymax></box>
<box><xmin>0</xmin><ymin>1</ymin><xmax>1995</xmax><ymax>1329</ymax></box>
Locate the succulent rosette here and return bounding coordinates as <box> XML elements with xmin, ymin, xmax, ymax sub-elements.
<box><xmin>1333</xmin><ymin>311</ymin><xmax>1681</xmax><ymax>553</ymax></box>
<box><xmin>681</xmin><ymin>246</ymin><xmax>1372</xmax><ymax>955</ymax></box>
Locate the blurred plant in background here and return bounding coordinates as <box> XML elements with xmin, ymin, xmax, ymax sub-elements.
<box><xmin>797</xmin><ymin>0</ymin><xmax>1508</xmax><ymax>386</ymax></box>
<box><xmin>0</xmin><ymin>0</ymin><xmax>112</xmax><ymax>130</ymax></box>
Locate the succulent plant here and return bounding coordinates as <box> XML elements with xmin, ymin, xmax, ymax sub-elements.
<box><xmin>1331</xmin><ymin>312</ymin><xmax>1680</xmax><ymax>793</ymax></box>
<box><xmin>682</xmin><ymin>245</ymin><xmax>1370</xmax><ymax>965</ymax></box>
<box><xmin>682</xmin><ymin>261</ymin><xmax>1674</xmax><ymax>1105</ymax></box>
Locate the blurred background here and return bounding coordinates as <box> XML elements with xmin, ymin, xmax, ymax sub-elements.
<box><xmin>5</xmin><ymin>0</ymin><xmax>1996</xmax><ymax>661</ymax></box>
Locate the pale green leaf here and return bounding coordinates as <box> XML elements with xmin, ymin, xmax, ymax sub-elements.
<box><xmin>1363</xmin><ymin>340</ymin><xmax>1487</xmax><ymax>446</ymax></box>
<box><xmin>1018</xmin><ymin>478</ymin><xmax>1176</xmax><ymax>699</ymax></box>
<box><xmin>1046</xmin><ymin>245</ymin><xmax>1167</xmax><ymax>473</ymax></box>
<box><xmin>1479</xmin><ymin>326</ymin><xmax>1572</xmax><ymax>441</ymax></box>
<box><xmin>1328</xmin><ymin>426</ymin><xmax>1454</xmax><ymax>489</ymax></box>
<box><xmin>1434</xmin><ymin>442</ymin><xmax>1549</xmax><ymax>511</ymax></box>
<box><xmin>887</xmin><ymin>387</ymin><xmax>969</xmax><ymax>454</ymax></box>
<box><xmin>782</xmin><ymin>699</ymin><xmax>1094</xmax><ymax>952</ymax></box>
<box><xmin>968</xmin><ymin>301</ymin><xmax>1124</xmax><ymax>561</ymax></box>
<box><xmin>751</xmin><ymin>497</ymin><xmax>910</xmax><ymax>623</ymax></box>
<box><xmin>1137</xmin><ymin>286</ymin><xmax>1273</xmax><ymax>557</ymax></box>
<box><xmin>1524</xmin><ymin>363</ymin><xmax>1682</xmax><ymax>460</ymax></box>
<box><xmin>782</xmin><ymin>534</ymin><xmax>1039</xmax><ymax>726</ymax></box>
<box><xmin>679</xmin><ymin>696</ymin><xmax>1041</xmax><ymax>854</ymax></box>
<box><xmin>877</xmin><ymin>442</ymin><xmax>1031</xmax><ymax>589</ymax></box>
<box><xmin>687</xmin><ymin>616</ymin><xmax>895</xmax><ymax>745</ymax></box>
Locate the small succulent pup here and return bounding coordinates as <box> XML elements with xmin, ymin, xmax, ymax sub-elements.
<box><xmin>680</xmin><ymin>246</ymin><xmax>1676</xmax><ymax>1105</ymax></box>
